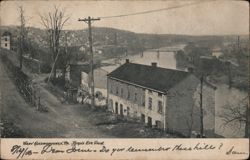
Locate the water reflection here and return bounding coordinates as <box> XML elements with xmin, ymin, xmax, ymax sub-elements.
<box><xmin>127</xmin><ymin>51</ymin><xmax>178</xmax><ymax>70</ymax></box>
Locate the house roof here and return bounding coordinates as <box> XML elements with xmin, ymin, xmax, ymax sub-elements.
<box><xmin>2</xmin><ymin>31</ymin><xmax>11</xmax><ymax>36</ymax></box>
<box><xmin>107</xmin><ymin>62</ymin><xmax>190</xmax><ymax>92</ymax></box>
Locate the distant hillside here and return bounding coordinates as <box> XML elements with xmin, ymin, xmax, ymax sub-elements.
<box><xmin>1</xmin><ymin>25</ymin><xmax>249</xmax><ymax>53</ymax></box>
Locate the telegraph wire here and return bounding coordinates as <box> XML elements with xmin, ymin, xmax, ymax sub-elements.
<box><xmin>99</xmin><ymin>1</ymin><xmax>209</xmax><ymax>19</ymax></box>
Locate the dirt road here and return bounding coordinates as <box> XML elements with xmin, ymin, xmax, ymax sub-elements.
<box><xmin>0</xmin><ymin>58</ymin><xmax>113</xmax><ymax>138</ymax></box>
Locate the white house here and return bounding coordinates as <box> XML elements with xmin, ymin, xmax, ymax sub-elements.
<box><xmin>1</xmin><ymin>31</ymin><xmax>11</xmax><ymax>50</ymax></box>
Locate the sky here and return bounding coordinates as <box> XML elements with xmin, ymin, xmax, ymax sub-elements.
<box><xmin>0</xmin><ymin>0</ymin><xmax>249</xmax><ymax>35</ymax></box>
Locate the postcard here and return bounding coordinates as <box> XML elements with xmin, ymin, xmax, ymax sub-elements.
<box><xmin>0</xmin><ymin>0</ymin><xmax>249</xmax><ymax>159</ymax></box>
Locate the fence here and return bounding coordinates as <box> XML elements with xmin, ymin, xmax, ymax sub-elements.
<box><xmin>0</xmin><ymin>54</ymin><xmax>47</xmax><ymax>112</ymax></box>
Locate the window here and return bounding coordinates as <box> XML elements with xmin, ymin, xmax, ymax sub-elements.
<box><xmin>127</xmin><ymin>91</ymin><xmax>130</xmax><ymax>99</ymax></box>
<box><xmin>116</xmin><ymin>86</ymin><xmax>119</xmax><ymax>95</ymax></box>
<box><xmin>134</xmin><ymin>93</ymin><xmax>137</xmax><ymax>102</ymax></box>
<box><xmin>158</xmin><ymin>92</ymin><xmax>162</xmax><ymax>97</ymax></box>
<box><xmin>142</xmin><ymin>97</ymin><xmax>145</xmax><ymax>107</ymax></box>
<box><xmin>109</xmin><ymin>84</ymin><xmax>113</xmax><ymax>93</ymax></box>
<box><xmin>148</xmin><ymin>97</ymin><xmax>152</xmax><ymax>110</ymax></box>
<box><xmin>121</xmin><ymin>88</ymin><xmax>123</xmax><ymax>97</ymax></box>
<box><xmin>127</xmin><ymin>107</ymin><xmax>130</xmax><ymax>116</ymax></box>
<box><xmin>158</xmin><ymin>101</ymin><xmax>163</xmax><ymax>114</ymax></box>
<box><xmin>142</xmin><ymin>101</ymin><xmax>145</xmax><ymax>107</ymax></box>
<box><xmin>5</xmin><ymin>43</ymin><xmax>7</xmax><ymax>47</ymax></box>
<box><xmin>5</xmin><ymin>37</ymin><xmax>7</xmax><ymax>41</ymax></box>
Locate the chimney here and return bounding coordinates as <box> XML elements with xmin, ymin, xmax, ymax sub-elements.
<box><xmin>151</xmin><ymin>62</ymin><xmax>157</xmax><ymax>67</ymax></box>
<box><xmin>125</xmin><ymin>59</ymin><xmax>129</xmax><ymax>63</ymax></box>
<box><xmin>187</xmin><ymin>67</ymin><xmax>194</xmax><ymax>73</ymax></box>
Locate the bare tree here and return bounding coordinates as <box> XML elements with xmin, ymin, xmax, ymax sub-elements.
<box><xmin>39</xmin><ymin>6</ymin><xmax>70</xmax><ymax>81</ymax></box>
<box><xmin>58</xmin><ymin>31</ymin><xmax>71</xmax><ymax>82</ymax></box>
<box><xmin>219</xmin><ymin>97</ymin><xmax>248</xmax><ymax>137</ymax></box>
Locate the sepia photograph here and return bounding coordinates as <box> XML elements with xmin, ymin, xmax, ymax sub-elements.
<box><xmin>0</xmin><ymin>1</ymin><xmax>249</xmax><ymax>158</ymax></box>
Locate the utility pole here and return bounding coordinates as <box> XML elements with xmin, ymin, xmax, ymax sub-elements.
<box><xmin>114</xmin><ymin>32</ymin><xmax>118</xmax><ymax>46</ymax></box>
<box><xmin>38</xmin><ymin>51</ymin><xmax>41</xmax><ymax>74</ymax></box>
<box><xmin>78</xmin><ymin>16</ymin><xmax>100</xmax><ymax>109</ymax></box>
<box><xmin>19</xmin><ymin>6</ymin><xmax>25</xmax><ymax>70</ymax></box>
<box><xmin>237</xmin><ymin>36</ymin><xmax>240</xmax><ymax>50</ymax></box>
<box><xmin>199</xmin><ymin>75</ymin><xmax>204</xmax><ymax>137</ymax></box>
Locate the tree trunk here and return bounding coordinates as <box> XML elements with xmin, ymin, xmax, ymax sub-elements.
<box><xmin>53</xmin><ymin>48</ymin><xmax>58</xmax><ymax>79</ymax></box>
<box><xmin>53</xmin><ymin>62</ymin><xmax>57</xmax><ymax>79</ymax></box>
<box><xmin>19</xmin><ymin>37</ymin><xmax>23</xmax><ymax>69</ymax></box>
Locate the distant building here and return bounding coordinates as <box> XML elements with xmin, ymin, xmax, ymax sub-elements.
<box><xmin>93</xmin><ymin>68</ymin><xmax>108</xmax><ymax>98</ymax></box>
<box><xmin>66</xmin><ymin>62</ymin><xmax>89</xmax><ymax>103</ymax></box>
<box><xmin>69</xmin><ymin>62</ymin><xmax>90</xmax><ymax>88</ymax></box>
<box><xmin>107</xmin><ymin>60</ymin><xmax>216</xmax><ymax>137</ymax></box>
<box><xmin>212</xmin><ymin>47</ymin><xmax>223</xmax><ymax>58</ymax></box>
<box><xmin>1</xmin><ymin>31</ymin><xmax>11</xmax><ymax>50</ymax></box>
<box><xmin>68</xmin><ymin>62</ymin><xmax>108</xmax><ymax>106</ymax></box>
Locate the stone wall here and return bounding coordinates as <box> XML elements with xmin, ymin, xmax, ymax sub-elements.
<box><xmin>144</xmin><ymin>89</ymin><xmax>166</xmax><ymax>128</ymax></box>
<box><xmin>166</xmin><ymin>75</ymin><xmax>200</xmax><ymax>137</ymax></box>
<box><xmin>107</xmin><ymin>77</ymin><xmax>166</xmax><ymax>128</ymax></box>
<box><xmin>107</xmin><ymin>74</ymin><xmax>215</xmax><ymax>136</ymax></box>
<box><xmin>166</xmin><ymin>74</ymin><xmax>215</xmax><ymax>137</ymax></box>
<box><xmin>108</xmin><ymin>78</ymin><xmax>145</xmax><ymax>107</ymax></box>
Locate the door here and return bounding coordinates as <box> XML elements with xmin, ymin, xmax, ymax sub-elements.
<box><xmin>120</xmin><ymin>104</ymin><xmax>123</xmax><ymax>116</ymax></box>
<box><xmin>115</xmin><ymin>102</ymin><xmax>118</xmax><ymax>114</ymax></box>
<box><xmin>148</xmin><ymin>117</ymin><xmax>152</xmax><ymax>127</ymax></box>
<box><xmin>141</xmin><ymin>114</ymin><xmax>145</xmax><ymax>123</ymax></box>
<box><xmin>156</xmin><ymin>121</ymin><xmax>162</xmax><ymax>129</ymax></box>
